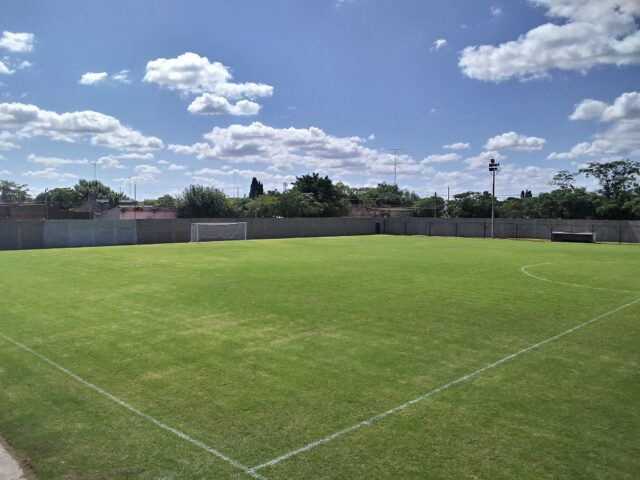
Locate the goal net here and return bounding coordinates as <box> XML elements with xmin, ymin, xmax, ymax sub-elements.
<box><xmin>190</xmin><ymin>222</ymin><xmax>247</xmax><ymax>242</ymax></box>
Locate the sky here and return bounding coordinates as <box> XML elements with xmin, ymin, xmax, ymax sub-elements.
<box><xmin>0</xmin><ymin>0</ymin><xmax>639</xmax><ymax>199</ymax></box>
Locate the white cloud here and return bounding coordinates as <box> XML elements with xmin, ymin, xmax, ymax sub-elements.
<box><xmin>460</xmin><ymin>0</ymin><xmax>640</xmax><ymax>82</ymax></box>
<box><xmin>144</xmin><ymin>52</ymin><xmax>273</xmax><ymax>99</ymax></box>
<box><xmin>0</xmin><ymin>61</ymin><xmax>14</xmax><ymax>75</ymax></box>
<box><xmin>550</xmin><ymin>91</ymin><xmax>640</xmax><ymax>160</ymax></box>
<box><xmin>0</xmin><ymin>32</ymin><xmax>35</xmax><ymax>53</ymax></box>
<box><xmin>24</xmin><ymin>167</ymin><xmax>78</xmax><ymax>181</ymax></box>
<box><xmin>0</xmin><ymin>169</ymin><xmax>10</xmax><ymax>175</ymax></box>
<box><xmin>27</xmin><ymin>153</ymin><xmax>89</xmax><ymax>166</ymax></box>
<box><xmin>187</xmin><ymin>94</ymin><xmax>261</xmax><ymax>116</ymax></box>
<box><xmin>491</xmin><ymin>6</ymin><xmax>503</xmax><ymax>17</ymax></box>
<box><xmin>0</xmin><ymin>102</ymin><xmax>163</xmax><ymax>151</ymax></box>
<box><xmin>431</xmin><ymin>39</ymin><xmax>447</xmax><ymax>51</ymax></box>
<box><xmin>97</xmin><ymin>156</ymin><xmax>126</xmax><ymax>169</ymax></box>
<box><xmin>169</xmin><ymin>121</ymin><xmax>426</xmax><ymax>179</ymax></box>
<box><xmin>443</xmin><ymin>142</ymin><xmax>470</xmax><ymax>150</ymax></box>
<box><xmin>167</xmin><ymin>163</ymin><xmax>187</xmax><ymax>171</ymax></box>
<box><xmin>422</xmin><ymin>153</ymin><xmax>461</xmax><ymax>164</ymax></box>
<box><xmin>570</xmin><ymin>91</ymin><xmax>640</xmax><ymax>122</ymax></box>
<box><xmin>464</xmin><ymin>150</ymin><xmax>506</xmax><ymax>169</ymax></box>
<box><xmin>112</xmin><ymin>70</ymin><xmax>131</xmax><ymax>83</ymax></box>
<box><xmin>113</xmin><ymin>152</ymin><xmax>154</xmax><ymax>160</ymax></box>
<box><xmin>0</xmin><ymin>130</ymin><xmax>19</xmax><ymax>150</ymax></box>
<box><xmin>116</xmin><ymin>163</ymin><xmax>161</xmax><ymax>184</ymax></box>
<box><xmin>484</xmin><ymin>131</ymin><xmax>546</xmax><ymax>151</ymax></box>
<box><xmin>79</xmin><ymin>72</ymin><xmax>108</xmax><ymax>85</ymax></box>
<box><xmin>157</xmin><ymin>159</ymin><xmax>169</xmax><ymax>165</ymax></box>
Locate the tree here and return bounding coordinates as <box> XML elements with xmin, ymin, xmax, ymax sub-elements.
<box><xmin>155</xmin><ymin>194</ymin><xmax>176</xmax><ymax>207</ymax></box>
<box><xmin>579</xmin><ymin>160</ymin><xmax>639</xmax><ymax>200</ymax></box>
<box><xmin>34</xmin><ymin>188</ymin><xmax>80</xmax><ymax>210</ymax></box>
<box><xmin>413</xmin><ymin>195</ymin><xmax>445</xmax><ymax>217</ymax></box>
<box><xmin>291</xmin><ymin>173</ymin><xmax>350</xmax><ymax>216</ymax></box>
<box><xmin>175</xmin><ymin>185</ymin><xmax>235</xmax><ymax>218</ymax></box>
<box><xmin>444</xmin><ymin>191</ymin><xmax>493</xmax><ymax>218</ymax></box>
<box><xmin>244</xmin><ymin>192</ymin><xmax>281</xmax><ymax>218</ymax></box>
<box><xmin>278</xmin><ymin>189</ymin><xmax>325</xmax><ymax>217</ymax></box>
<box><xmin>550</xmin><ymin>170</ymin><xmax>575</xmax><ymax>190</ymax></box>
<box><xmin>73</xmin><ymin>179</ymin><xmax>127</xmax><ymax>207</ymax></box>
<box><xmin>249</xmin><ymin>177</ymin><xmax>264</xmax><ymax>199</ymax></box>
<box><xmin>0</xmin><ymin>180</ymin><xmax>31</xmax><ymax>203</ymax></box>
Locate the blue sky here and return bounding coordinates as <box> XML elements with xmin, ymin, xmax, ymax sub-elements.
<box><xmin>0</xmin><ymin>0</ymin><xmax>639</xmax><ymax>199</ymax></box>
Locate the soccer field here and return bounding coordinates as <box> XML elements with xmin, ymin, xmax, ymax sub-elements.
<box><xmin>0</xmin><ymin>236</ymin><xmax>639</xmax><ymax>479</ymax></box>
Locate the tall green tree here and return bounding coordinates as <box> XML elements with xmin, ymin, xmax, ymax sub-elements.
<box><xmin>0</xmin><ymin>180</ymin><xmax>31</xmax><ymax>202</ymax></box>
<box><xmin>249</xmin><ymin>177</ymin><xmax>264</xmax><ymax>198</ymax></box>
<box><xmin>175</xmin><ymin>185</ymin><xmax>235</xmax><ymax>218</ymax></box>
<box><xmin>73</xmin><ymin>179</ymin><xmax>128</xmax><ymax>207</ymax></box>
<box><xmin>444</xmin><ymin>191</ymin><xmax>493</xmax><ymax>218</ymax></box>
<box><xmin>34</xmin><ymin>188</ymin><xmax>80</xmax><ymax>210</ymax></box>
<box><xmin>292</xmin><ymin>173</ymin><xmax>350</xmax><ymax>216</ymax></box>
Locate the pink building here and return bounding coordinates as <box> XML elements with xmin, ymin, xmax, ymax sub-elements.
<box><xmin>101</xmin><ymin>206</ymin><xmax>177</xmax><ymax>220</ymax></box>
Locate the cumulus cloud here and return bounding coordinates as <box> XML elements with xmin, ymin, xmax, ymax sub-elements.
<box><xmin>491</xmin><ymin>6</ymin><xmax>503</xmax><ymax>17</ymax></box>
<box><xmin>0</xmin><ymin>31</ymin><xmax>35</xmax><ymax>53</ymax></box>
<box><xmin>422</xmin><ymin>153</ymin><xmax>461</xmax><ymax>164</ymax></box>
<box><xmin>169</xmin><ymin>121</ymin><xmax>428</xmax><ymax>178</ymax></box>
<box><xmin>187</xmin><ymin>94</ymin><xmax>261</xmax><ymax>116</ymax></box>
<box><xmin>144</xmin><ymin>52</ymin><xmax>272</xmax><ymax>115</ymax></box>
<box><xmin>167</xmin><ymin>163</ymin><xmax>187</xmax><ymax>171</ymax></box>
<box><xmin>116</xmin><ymin>164</ymin><xmax>161</xmax><ymax>184</ymax></box>
<box><xmin>0</xmin><ymin>102</ymin><xmax>163</xmax><ymax>151</ymax></box>
<box><xmin>464</xmin><ymin>150</ymin><xmax>506</xmax><ymax>169</ymax></box>
<box><xmin>459</xmin><ymin>0</ymin><xmax>640</xmax><ymax>82</ymax></box>
<box><xmin>0</xmin><ymin>131</ymin><xmax>19</xmax><ymax>150</ymax></box>
<box><xmin>431</xmin><ymin>39</ymin><xmax>447</xmax><ymax>51</ymax></box>
<box><xmin>443</xmin><ymin>142</ymin><xmax>470</xmax><ymax>150</ymax></box>
<box><xmin>24</xmin><ymin>167</ymin><xmax>78</xmax><ymax>181</ymax></box>
<box><xmin>550</xmin><ymin>91</ymin><xmax>640</xmax><ymax>160</ymax></box>
<box><xmin>570</xmin><ymin>91</ymin><xmax>640</xmax><ymax>122</ymax></box>
<box><xmin>79</xmin><ymin>72</ymin><xmax>108</xmax><ymax>85</ymax></box>
<box><xmin>484</xmin><ymin>131</ymin><xmax>546</xmax><ymax>151</ymax></box>
<box><xmin>27</xmin><ymin>153</ymin><xmax>89</xmax><ymax>167</ymax></box>
<box><xmin>0</xmin><ymin>169</ymin><xmax>10</xmax><ymax>176</ymax></box>
<box><xmin>0</xmin><ymin>61</ymin><xmax>13</xmax><ymax>75</ymax></box>
<box><xmin>97</xmin><ymin>156</ymin><xmax>126</xmax><ymax>169</ymax></box>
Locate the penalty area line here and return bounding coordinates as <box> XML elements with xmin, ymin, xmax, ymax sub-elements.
<box><xmin>248</xmin><ymin>297</ymin><xmax>640</xmax><ymax>473</ymax></box>
<box><xmin>0</xmin><ymin>331</ymin><xmax>267</xmax><ymax>480</ymax></box>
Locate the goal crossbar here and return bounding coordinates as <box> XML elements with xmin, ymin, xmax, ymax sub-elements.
<box><xmin>191</xmin><ymin>222</ymin><xmax>247</xmax><ymax>243</ymax></box>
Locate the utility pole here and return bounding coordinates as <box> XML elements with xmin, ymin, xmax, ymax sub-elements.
<box><xmin>93</xmin><ymin>160</ymin><xmax>97</xmax><ymax>181</ymax></box>
<box><xmin>433</xmin><ymin>192</ymin><xmax>437</xmax><ymax>218</ymax></box>
<box><xmin>44</xmin><ymin>188</ymin><xmax>49</xmax><ymax>220</ymax></box>
<box><xmin>134</xmin><ymin>183</ymin><xmax>137</xmax><ymax>220</ymax></box>
<box><xmin>488</xmin><ymin>158</ymin><xmax>500</xmax><ymax>239</ymax></box>
<box><xmin>389</xmin><ymin>148</ymin><xmax>402</xmax><ymax>185</ymax></box>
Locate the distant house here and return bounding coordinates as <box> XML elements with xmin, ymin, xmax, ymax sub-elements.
<box><xmin>101</xmin><ymin>205</ymin><xmax>177</xmax><ymax>220</ymax></box>
<box><xmin>349</xmin><ymin>205</ymin><xmax>415</xmax><ymax>217</ymax></box>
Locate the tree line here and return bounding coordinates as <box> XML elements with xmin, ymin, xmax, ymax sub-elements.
<box><xmin>1</xmin><ymin>159</ymin><xmax>639</xmax><ymax>220</ymax></box>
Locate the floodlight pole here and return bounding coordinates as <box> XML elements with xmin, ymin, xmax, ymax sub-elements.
<box><xmin>488</xmin><ymin>158</ymin><xmax>500</xmax><ymax>239</ymax></box>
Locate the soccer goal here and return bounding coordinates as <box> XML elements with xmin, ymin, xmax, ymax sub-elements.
<box><xmin>190</xmin><ymin>222</ymin><xmax>247</xmax><ymax>243</ymax></box>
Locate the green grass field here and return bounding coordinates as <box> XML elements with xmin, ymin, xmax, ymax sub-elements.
<box><xmin>1</xmin><ymin>235</ymin><xmax>639</xmax><ymax>479</ymax></box>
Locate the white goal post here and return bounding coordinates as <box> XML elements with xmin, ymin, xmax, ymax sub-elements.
<box><xmin>190</xmin><ymin>222</ymin><xmax>247</xmax><ymax>243</ymax></box>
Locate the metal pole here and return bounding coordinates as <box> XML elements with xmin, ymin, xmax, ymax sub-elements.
<box><xmin>491</xmin><ymin>170</ymin><xmax>496</xmax><ymax>239</ymax></box>
<box><xmin>44</xmin><ymin>188</ymin><xmax>48</xmax><ymax>220</ymax></box>
<box><xmin>433</xmin><ymin>192</ymin><xmax>437</xmax><ymax>218</ymax></box>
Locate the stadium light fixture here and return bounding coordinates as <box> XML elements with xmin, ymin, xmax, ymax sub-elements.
<box><xmin>488</xmin><ymin>158</ymin><xmax>500</xmax><ymax>239</ymax></box>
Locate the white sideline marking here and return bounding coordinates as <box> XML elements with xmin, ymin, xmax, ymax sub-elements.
<box><xmin>249</xmin><ymin>271</ymin><xmax>640</xmax><ymax>473</ymax></box>
<box><xmin>520</xmin><ymin>263</ymin><xmax>640</xmax><ymax>294</ymax></box>
<box><xmin>0</xmin><ymin>332</ymin><xmax>267</xmax><ymax>480</ymax></box>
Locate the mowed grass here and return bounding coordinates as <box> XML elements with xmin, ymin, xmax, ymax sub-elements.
<box><xmin>0</xmin><ymin>235</ymin><xmax>639</xmax><ymax>479</ymax></box>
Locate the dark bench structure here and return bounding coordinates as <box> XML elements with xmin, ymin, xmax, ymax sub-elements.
<box><xmin>551</xmin><ymin>231</ymin><xmax>596</xmax><ymax>243</ymax></box>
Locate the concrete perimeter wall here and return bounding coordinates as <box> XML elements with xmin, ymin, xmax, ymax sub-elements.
<box><xmin>0</xmin><ymin>217</ymin><xmax>638</xmax><ymax>250</ymax></box>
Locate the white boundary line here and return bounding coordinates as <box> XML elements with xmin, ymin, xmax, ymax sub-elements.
<box><xmin>0</xmin><ymin>332</ymin><xmax>267</xmax><ymax>480</ymax></box>
<box><xmin>248</xmin><ymin>267</ymin><xmax>640</xmax><ymax>473</ymax></box>
<box><xmin>520</xmin><ymin>263</ymin><xmax>640</xmax><ymax>294</ymax></box>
